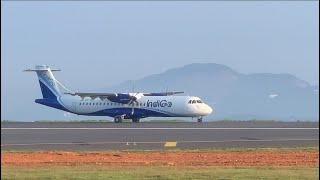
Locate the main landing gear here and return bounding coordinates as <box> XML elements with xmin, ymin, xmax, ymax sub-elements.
<box><xmin>197</xmin><ymin>116</ymin><xmax>203</xmax><ymax>122</ymax></box>
<box><xmin>114</xmin><ymin>117</ymin><xmax>123</xmax><ymax>123</ymax></box>
<box><xmin>114</xmin><ymin>115</ymin><xmax>125</xmax><ymax>123</ymax></box>
<box><xmin>132</xmin><ymin>119</ymin><xmax>140</xmax><ymax>123</ymax></box>
<box><xmin>114</xmin><ymin>116</ymin><xmax>141</xmax><ymax>123</ymax></box>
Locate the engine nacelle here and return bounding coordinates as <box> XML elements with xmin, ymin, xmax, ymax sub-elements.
<box><xmin>107</xmin><ymin>93</ymin><xmax>131</xmax><ymax>104</ymax></box>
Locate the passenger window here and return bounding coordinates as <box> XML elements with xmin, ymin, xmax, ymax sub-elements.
<box><xmin>86</xmin><ymin>103</ymin><xmax>88</xmax><ymax>105</ymax></box>
<box><xmin>104</xmin><ymin>103</ymin><xmax>105</xmax><ymax>105</ymax></box>
<box><xmin>100</xmin><ymin>103</ymin><xmax>102</xmax><ymax>105</ymax></box>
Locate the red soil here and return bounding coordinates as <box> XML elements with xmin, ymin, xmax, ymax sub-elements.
<box><xmin>1</xmin><ymin>151</ymin><xmax>318</xmax><ymax>167</ymax></box>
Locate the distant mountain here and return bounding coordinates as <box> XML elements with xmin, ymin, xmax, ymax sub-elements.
<box><xmin>104</xmin><ymin>63</ymin><xmax>319</xmax><ymax>121</ymax></box>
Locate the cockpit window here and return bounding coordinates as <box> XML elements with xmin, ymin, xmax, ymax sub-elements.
<box><xmin>188</xmin><ymin>99</ymin><xmax>204</xmax><ymax>104</ymax></box>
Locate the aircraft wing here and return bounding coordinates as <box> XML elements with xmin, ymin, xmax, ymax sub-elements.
<box><xmin>64</xmin><ymin>92</ymin><xmax>117</xmax><ymax>100</ymax></box>
<box><xmin>64</xmin><ymin>91</ymin><xmax>184</xmax><ymax>100</ymax></box>
<box><xmin>143</xmin><ymin>91</ymin><xmax>184</xmax><ymax>96</ymax></box>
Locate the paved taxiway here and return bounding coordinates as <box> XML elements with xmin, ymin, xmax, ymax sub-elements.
<box><xmin>1</xmin><ymin>122</ymin><xmax>318</xmax><ymax>151</ymax></box>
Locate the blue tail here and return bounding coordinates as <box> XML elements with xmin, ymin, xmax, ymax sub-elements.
<box><xmin>24</xmin><ymin>65</ymin><xmax>73</xmax><ymax>99</ymax></box>
<box><xmin>38</xmin><ymin>79</ymin><xmax>57</xmax><ymax>99</ymax></box>
<box><xmin>24</xmin><ymin>65</ymin><xmax>72</xmax><ymax>112</ymax></box>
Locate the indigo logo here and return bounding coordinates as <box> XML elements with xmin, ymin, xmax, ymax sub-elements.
<box><xmin>146</xmin><ymin>100</ymin><xmax>172</xmax><ymax>108</ymax></box>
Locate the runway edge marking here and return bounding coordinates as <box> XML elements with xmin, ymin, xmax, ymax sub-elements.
<box><xmin>164</xmin><ymin>142</ymin><xmax>177</xmax><ymax>147</ymax></box>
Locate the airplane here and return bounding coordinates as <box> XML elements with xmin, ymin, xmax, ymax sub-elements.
<box><xmin>24</xmin><ymin>65</ymin><xmax>213</xmax><ymax>123</ymax></box>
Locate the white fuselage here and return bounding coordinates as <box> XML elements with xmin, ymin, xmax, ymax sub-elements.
<box><xmin>59</xmin><ymin>94</ymin><xmax>212</xmax><ymax>118</ymax></box>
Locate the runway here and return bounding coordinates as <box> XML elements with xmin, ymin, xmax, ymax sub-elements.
<box><xmin>1</xmin><ymin>122</ymin><xmax>319</xmax><ymax>151</ymax></box>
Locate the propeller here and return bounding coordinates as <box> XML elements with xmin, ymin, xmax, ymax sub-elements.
<box><xmin>127</xmin><ymin>85</ymin><xmax>142</xmax><ymax>115</ymax></box>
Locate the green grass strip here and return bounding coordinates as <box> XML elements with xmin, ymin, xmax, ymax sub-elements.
<box><xmin>2</xmin><ymin>166</ymin><xmax>319</xmax><ymax>180</ymax></box>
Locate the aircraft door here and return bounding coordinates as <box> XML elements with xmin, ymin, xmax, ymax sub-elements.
<box><xmin>72</xmin><ymin>102</ymin><xmax>77</xmax><ymax>112</ymax></box>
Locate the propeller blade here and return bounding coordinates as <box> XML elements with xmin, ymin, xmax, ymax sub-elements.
<box><xmin>135</xmin><ymin>100</ymin><xmax>140</xmax><ymax>107</ymax></box>
<box><xmin>128</xmin><ymin>87</ymin><xmax>141</xmax><ymax>115</ymax></box>
<box><xmin>131</xmin><ymin>103</ymin><xmax>134</xmax><ymax>115</ymax></box>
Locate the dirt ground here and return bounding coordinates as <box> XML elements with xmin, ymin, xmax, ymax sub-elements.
<box><xmin>1</xmin><ymin>151</ymin><xmax>318</xmax><ymax>167</ymax></box>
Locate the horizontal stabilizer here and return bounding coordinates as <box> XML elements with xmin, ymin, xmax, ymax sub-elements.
<box><xmin>23</xmin><ymin>65</ymin><xmax>61</xmax><ymax>72</ymax></box>
<box><xmin>24</xmin><ymin>69</ymin><xmax>61</xmax><ymax>72</ymax></box>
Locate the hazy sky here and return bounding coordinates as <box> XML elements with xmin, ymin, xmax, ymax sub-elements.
<box><xmin>1</xmin><ymin>1</ymin><xmax>319</xmax><ymax>120</ymax></box>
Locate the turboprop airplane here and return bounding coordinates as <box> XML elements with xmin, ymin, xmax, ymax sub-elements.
<box><xmin>24</xmin><ymin>65</ymin><xmax>213</xmax><ymax>123</ymax></box>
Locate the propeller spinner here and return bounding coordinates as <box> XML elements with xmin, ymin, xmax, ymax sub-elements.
<box><xmin>128</xmin><ymin>92</ymin><xmax>142</xmax><ymax>115</ymax></box>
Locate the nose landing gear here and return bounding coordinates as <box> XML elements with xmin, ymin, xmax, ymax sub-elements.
<box><xmin>197</xmin><ymin>116</ymin><xmax>203</xmax><ymax>122</ymax></box>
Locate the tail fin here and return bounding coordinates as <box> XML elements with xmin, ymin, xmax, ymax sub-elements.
<box><xmin>24</xmin><ymin>65</ymin><xmax>73</xmax><ymax>99</ymax></box>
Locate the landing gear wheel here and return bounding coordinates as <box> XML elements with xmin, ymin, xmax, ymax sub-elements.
<box><xmin>114</xmin><ymin>117</ymin><xmax>123</xmax><ymax>123</ymax></box>
<box><xmin>132</xmin><ymin>118</ymin><xmax>140</xmax><ymax>123</ymax></box>
<box><xmin>197</xmin><ymin>117</ymin><xmax>203</xmax><ymax>122</ymax></box>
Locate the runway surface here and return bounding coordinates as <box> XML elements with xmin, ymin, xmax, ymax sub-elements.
<box><xmin>1</xmin><ymin>122</ymin><xmax>319</xmax><ymax>151</ymax></box>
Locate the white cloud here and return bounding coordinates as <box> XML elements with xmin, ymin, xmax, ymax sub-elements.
<box><xmin>269</xmin><ymin>94</ymin><xmax>278</xmax><ymax>98</ymax></box>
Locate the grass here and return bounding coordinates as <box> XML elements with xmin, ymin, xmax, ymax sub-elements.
<box><xmin>216</xmin><ymin>119</ymin><xmax>280</xmax><ymax>122</ymax></box>
<box><xmin>1</xmin><ymin>166</ymin><xmax>319</xmax><ymax>180</ymax></box>
<box><xmin>145</xmin><ymin>119</ymin><xmax>188</xmax><ymax>122</ymax></box>
<box><xmin>33</xmin><ymin>119</ymin><xmax>188</xmax><ymax>123</ymax></box>
<box><xmin>33</xmin><ymin>120</ymin><xmax>113</xmax><ymax>122</ymax></box>
<box><xmin>214</xmin><ymin>119</ymin><xmax>319</xmax><ymax>123</ymax></box>
<box><xmin>0</xmin><ymin>120</ymin><xmax>20</xmax><ymax>123</ymax></box>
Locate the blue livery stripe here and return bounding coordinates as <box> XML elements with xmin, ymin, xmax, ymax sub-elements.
<box><xmin>38</xmin><ymin>80</ymin><xmax>57</xmax><ymax>99</ymax></box>
<box><xmin>35</xmin><ymin>98</ymin><xmax>70</xmax><ymax>112</ymax></box>
<box><xmin>79</xmin><ymin>108</ymin><xmax>176</xmax><ymax>118</ymax></box>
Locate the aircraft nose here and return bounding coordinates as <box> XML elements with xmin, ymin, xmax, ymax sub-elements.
<box><xmin>205</xmin><ymin>105</ymin><xmax>213</xmax><ymax>115</ymax></box>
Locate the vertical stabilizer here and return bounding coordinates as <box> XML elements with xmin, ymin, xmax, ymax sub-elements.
<box><xmin>24</xmin><ymin>65</ymin><xmax>73</xmax><ymax>98</ymax></box>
